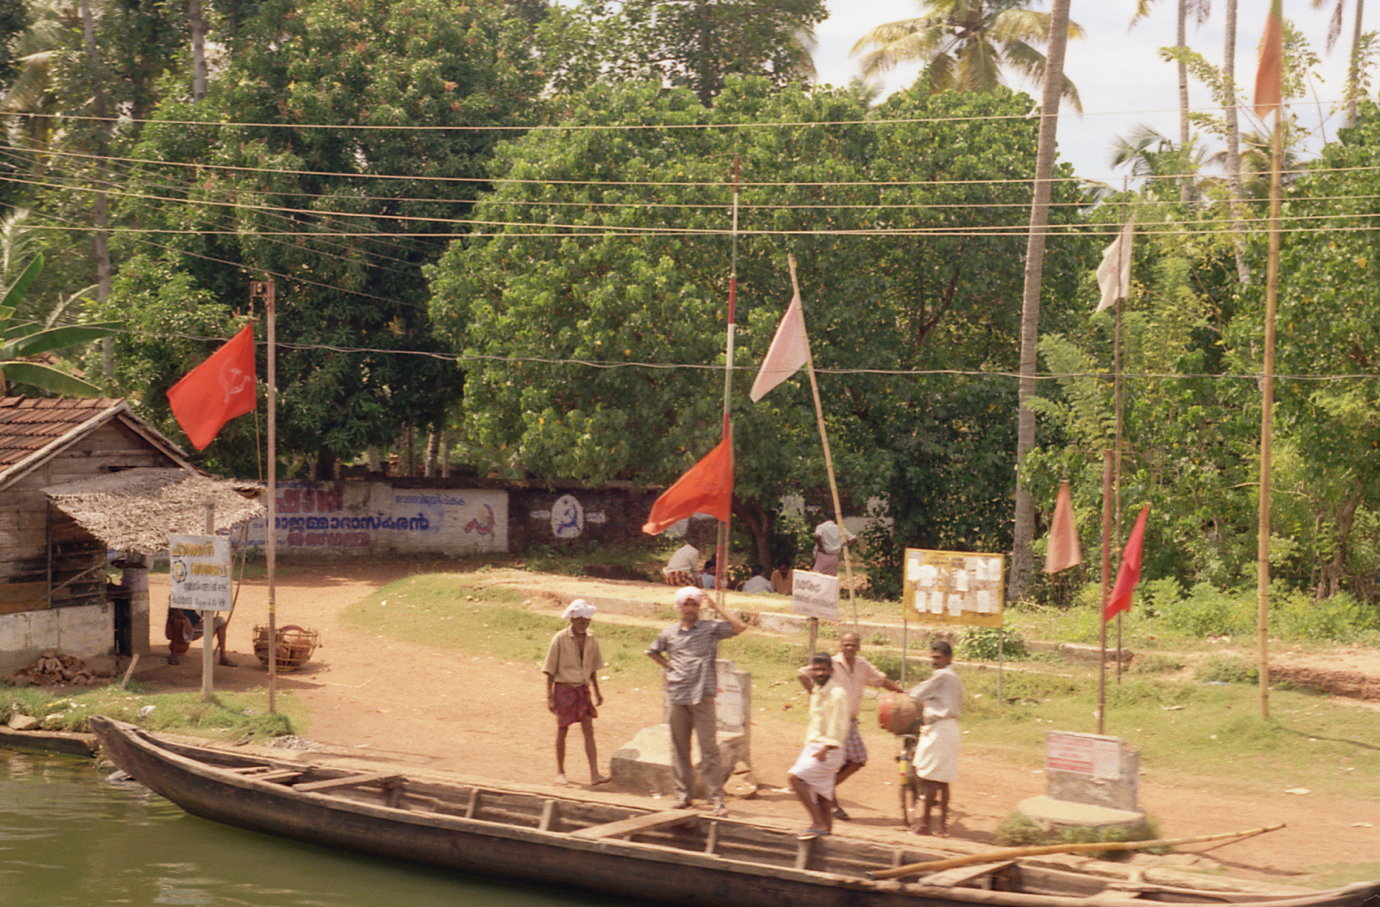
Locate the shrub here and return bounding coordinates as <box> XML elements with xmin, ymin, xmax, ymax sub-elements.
<box><xmin>1156</xmin><ymin>583</ymin><xmax>1254</xmax><ymax>638</ymax></box>
<box><xmin>1131</xmin><ymin>653</ymin><xmax>1184</xmax><ymax>674</ymax></box>
<box><xmin>1273</xmin><ymin>590</ymin><xmax>1380</xmax><ymax>644</ymax></box>
<box><xmin>1195</xmin><ymin>655</ymin><xmax>1258</xmax><ymax>684</ymax></box>
<box><xmin>959</xmin><ymin>626</ymin><xmax>1028</xmax><ymax>661</ymax></box>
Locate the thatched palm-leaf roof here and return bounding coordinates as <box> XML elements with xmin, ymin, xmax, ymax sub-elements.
<box><xmin>43</xmin><ymin>468</ymin><xmax>263</xmax><ymax>554</ymax></box>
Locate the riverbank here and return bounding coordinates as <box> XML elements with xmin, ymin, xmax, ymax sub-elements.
<box><xmin>7</xmin><ymin>559</ymin><xmax>1380</xmax><ymax>887</ymax></box>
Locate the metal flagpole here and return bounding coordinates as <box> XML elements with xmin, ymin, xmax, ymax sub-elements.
<box><xmin>1257</xmin><ymin>106</ymin><xmax>1283</xmax><ymax>720</ymax></box>
<box><xmin>788</xmin><ymin>254</ymin><xmax>859</xmax><ymax>634</ymax></box>
<box><xmin>714</xmin><ymin>158</ymin><xmax>739</xmax><ymax>613</ymax></box>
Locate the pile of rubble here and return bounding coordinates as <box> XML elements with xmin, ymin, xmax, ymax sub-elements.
<box><xmin>2</xmin><ymin>650</ymin><xmax>115</xmax><ymax>687</ymax></box>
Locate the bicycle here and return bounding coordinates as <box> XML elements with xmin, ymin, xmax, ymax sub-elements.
<box><xmin>896</xmin><ymin>732</ymin><xmax>920</xmax><ymax>827</ymax></box>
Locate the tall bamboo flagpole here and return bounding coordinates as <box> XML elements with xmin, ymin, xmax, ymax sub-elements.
<box><xmin>265</xmin><ymin>281</ymin><xmax>279</xmax><ymax>713</ymax></box>
<box><xmin>714</xmin><ymin>158</ymin><xmax>740</xmax><ymax>613</ymax></box>
<box><xmin>1257</xmin><ymin>106</ymin><xmax>1283</xmax><ymax>720</ymax></box>
<box><xmin>787</xmin><ymin>255</ymin><xmax>859</xmax><ymax>634</ymax></box>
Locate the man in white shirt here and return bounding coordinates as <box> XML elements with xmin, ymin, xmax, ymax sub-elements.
<box><xmin>741</xmin><ymin>564</ymin><xmax>773</xmax><ymax>594</ymax></box>
<box><xmin>908</xmin><ymin>640</ymin><xmax>964</xmax><ymax>837</ymax></box>
<box><xmin>662</xmin><ymin>542</ymin><xmax>699</xmax><ymax>586</ymax></box>
<box><xmin>787</xmin><ymin>653</ymin><xmax>849</xmax><ymax>839</ymax></box>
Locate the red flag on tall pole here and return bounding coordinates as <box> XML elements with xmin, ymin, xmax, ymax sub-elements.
<box><xmin>167</xmin><ymin>322</ymin><xmax>257</xmax><ymax>450</ymax></box>
<box><xmin>1103</xmin><ymin>505</ymin><xmax>1149</xmax><ymax>622</ymax></box>
<box><xmin>642</xmin><ymin>438</ymin><xmax>734</xmax><ymax>535</ymax></box>
<box><xmin>1253</xmin><ymin>0</ymin><xmax>1284</xmax><ymax>118</ymax></box>
<box><xmin>1043</xmin><ymin>481</ymin><xmax>1083</xmax><ymax>574</ymax></box>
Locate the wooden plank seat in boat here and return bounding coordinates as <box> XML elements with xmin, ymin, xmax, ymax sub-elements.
<box><xmin>920</xmin><ymin>861</ymin><xmax>1017</xmax><ymax>889</ymax></box>
<box><xmin>292</xmin><ymin>772</ymin><xmax>403</xmax><ymax>794</ymax></box>
<box><xmin>568</xmin><ymin>808</ymin><xmax>698</xmax><ymax>840</ymax></box>
<box><xmin>227</xmin><ymin>766</ymin><xmax>305</xmax><ymax>783</ymax></box>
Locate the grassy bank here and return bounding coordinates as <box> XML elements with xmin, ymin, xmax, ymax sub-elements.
<box><xmin>4</xmin><ymin>685</ymin><xmax>299</xmax><ymax>741</ymax></box>
<box><xmin>346</xmin><ymin>574</ymin><xmax>1380</xmax><ymax>805</ymax></box>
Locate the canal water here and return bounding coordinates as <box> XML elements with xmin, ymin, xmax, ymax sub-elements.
<box><xmin>0</xmin><ymin>749</ymin><xmax>617</xmax><ymax>906</ymax></box>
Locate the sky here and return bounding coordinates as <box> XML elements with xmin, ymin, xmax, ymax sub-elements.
<box><xmin>810</xmin><ymin>1</ymin><xmax>1353</xmax><ymax>181</ymax></box>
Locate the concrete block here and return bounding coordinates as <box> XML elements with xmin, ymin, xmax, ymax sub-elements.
<box><xmin>610</xmin><ymin>723</ymin><xmax>749</xmax><ymax>798</ymax></box>
<box><xmin>1045</xmin><ymin>731</ymin><xmax>1140</xmax><ymax>811</ymax></box>
<box><xmin>1017</xmin><ymin>795</ymin><xmax>1146</xmax><ymax>832</ymax></box>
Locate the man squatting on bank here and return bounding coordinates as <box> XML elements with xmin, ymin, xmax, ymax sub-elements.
<box><xmin>543</xmin><ymin>599</ymin><xmax>610</xmax><ymax>786</ymax></box>
<box><xmin>646</xmin><ymin>586</ymin><xmax>747</xmax><ymax>816</ymax></box>
<box><xmin>787</xmin><ymin>653</ymin><xmax>850</xmax><ymax>839</ymax></box>
<box><xmin>908</xmin><ymin>639</ymin><xmax>964</xmax><ymax>836</ymax></box>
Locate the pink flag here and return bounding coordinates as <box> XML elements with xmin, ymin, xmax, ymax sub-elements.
<box><xmin>749</xmin><ymin>290</ymin><xmax>810</xmax><ymax>402</ymax></box>
<box><xmin>1043</xmin><ymin>481</ymin><xmax>1083</xmax><ymax>574</ymax></box>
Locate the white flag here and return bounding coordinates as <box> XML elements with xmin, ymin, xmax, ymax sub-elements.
<box><xmin>1095</xmin><ymin>221</ymin><xmax>1134</xmax><ymax>312</ymax></box>
<box><xmin>749</xmin><ymin>291</ymin><xmax>811</xmax><ymax>402</ymax></box>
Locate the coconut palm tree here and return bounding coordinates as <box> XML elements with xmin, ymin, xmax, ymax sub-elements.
<box><xmin>851</xmin><ymin>0</ymin><xmax>1084</xmax><ymax>112</ymax></box>
<box><xmin>1312</xmin><ymin>0</ymin><xmax>1368</xmax><ymax>124</ymax></box>
<box><xmin>1132</xmin><ymin>0</ymin><xmax>1212</xmax><ymax>203</ymax></box>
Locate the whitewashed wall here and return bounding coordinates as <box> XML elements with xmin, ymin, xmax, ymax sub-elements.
<box><xmin>244</xmin><ymin>482</ymin><xmax>508</xmax><ymax>556</ymax></box>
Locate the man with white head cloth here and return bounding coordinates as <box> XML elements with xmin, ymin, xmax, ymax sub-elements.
<box><xmin>543</xmin><ymin>599</ymin><xmax>610</xmax><ymax>786</ymax></box>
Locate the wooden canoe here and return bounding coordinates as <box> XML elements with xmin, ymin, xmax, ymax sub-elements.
<box><xmin>89</xmin><ymin>718</ymin><xmax>1380</xmax><ymax>907</ymax></box>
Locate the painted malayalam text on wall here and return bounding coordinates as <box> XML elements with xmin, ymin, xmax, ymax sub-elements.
<box><xmin>246</xmin><ymin>482</ymin><xmax>508</xmax><ymax>554</ymax></box>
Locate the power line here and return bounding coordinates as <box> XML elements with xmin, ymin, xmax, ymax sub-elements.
<box><xmin>103</xmin><ymin>327</ymin><xmax>1380</xmax><ymax>384</ymax></box>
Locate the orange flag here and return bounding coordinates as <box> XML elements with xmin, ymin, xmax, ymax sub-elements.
<box><xmin>166</xmin><ymin>322</ymin><xmax>257</xmax><ymax>450</ymax></box>
<box><xmin>1103</xmin><ymin>505</ymin><xmax>1150</xmax><ymax>622</ymax></box>
<box><xmin>1253</xmin><ymin>0</ymin><xmax>1283</xmax><ymax>118</ymax></box>
<box><xmin>1043</xmin><ymin>481</ymin><xmax>1082</xmax><ymax>574</ymax></box>
<box><xmin>642</xmin><ymin>438</ymin><xmax>734</xmax><ymax>535</ymax></box>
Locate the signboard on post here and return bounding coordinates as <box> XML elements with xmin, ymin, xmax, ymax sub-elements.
<box><xmin>902</xmin><ymin>548</ymin><xmax>1005</xmax><ymax>627</ymax></box>
<box><xmin>791</xmin><ymin>569</ymin><xmax>839</xmax><ymax>621</ymax></box>
<box><xmin>168</xmin><ymin>535</ymin><xmax>232</xmax><ymax>612</ymax></box>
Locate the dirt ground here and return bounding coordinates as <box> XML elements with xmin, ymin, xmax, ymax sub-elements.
<box><xmin>133</xmin><ymin>561</ymin><xmax>1379</xmax><ymax>886</ymax></box>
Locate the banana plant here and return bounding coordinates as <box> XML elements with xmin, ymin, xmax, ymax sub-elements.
<box><xmin>1</xmin><ymin>255</ymin><xmax>119</xmax><ymax>396</ymax></box>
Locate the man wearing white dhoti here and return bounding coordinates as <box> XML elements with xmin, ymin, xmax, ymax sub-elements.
<box><xmin>908</xmin><ymin>640</ymin><xmax>963</xmax><ymax>837</ymax></box>
<box><xmin>787</xmin><ymin>653</ymin><xmax>849</xmax><ymax>839</ymax></box>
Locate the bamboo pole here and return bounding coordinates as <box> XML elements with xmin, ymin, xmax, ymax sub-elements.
<box><xmin>265</xmin><ymin>281</ymin><xmax>279</xmax><ymax>714</ymax></box>
<box><xmin>788</xmin><ymin>255</ymin><xmax>858</xmax><ymax>633</ymax></box>
<box><xmin>869</xmin><ymin>823</ymin><xmax>1285</xmax><ymax>880</ymax></box>
<box><xmin>201</xmin><ymin>501</ymin><xmax>214</xmax><ymax>701</ymax></box>
<box><xmin>714</xmin><ymin>157</ymin><xmax>739</xmax><ymax>612</ymax></box>
<box><xmin>1097</xmin><ymin>449</ymin><xmax>1112</xmax><ymax>734</ymax></box>
<box><xmin>1257</xmin><ymin>107</ymin><xmax>1283</xmax><ymax>720</ymax></box>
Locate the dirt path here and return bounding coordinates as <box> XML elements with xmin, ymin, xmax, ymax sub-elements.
<box><xmin>136</xmin><ymin>562</ymin><xmax>1379</xmax><ymax>886</ymax></box>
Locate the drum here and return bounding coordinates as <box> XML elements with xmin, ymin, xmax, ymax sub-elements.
<box><xmin>877</xmin><ymin>692</ymin><xmax>922</xmax><ymax>736</ymax></box>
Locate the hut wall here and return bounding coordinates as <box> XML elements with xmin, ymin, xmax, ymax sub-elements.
<box><xmin>0</xmin><ymin>420</ymin><xmax>176</xmax><ymax>671</ymax></box>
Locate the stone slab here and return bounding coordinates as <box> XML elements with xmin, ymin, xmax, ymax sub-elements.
<box><xmin>610</xmin><ymin>723</ymin><xmax>748</xmax><ymax>797</ymax></box>
<box><xmin>1017</xmin><ymin>795</ymin><xmax>1145</xmax><ymax>830</ymax></box>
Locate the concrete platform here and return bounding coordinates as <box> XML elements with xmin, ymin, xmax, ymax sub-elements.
<box><xmin>610</xmin><ymin>723</ymin><xmax>748</xmax><ymax>798</ymax></box>
<box><xmin>1017</xmin><ymin>795</ymin><xmax>1146</xmax><ymax>831</ymax></box>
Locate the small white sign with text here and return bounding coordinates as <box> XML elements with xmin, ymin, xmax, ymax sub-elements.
<box><xmin>791</xmin><ymin>569</ymin><xmax>839</xmax><ymax>621</ymax></box>
<box><xmin>168</xmin><ymin>534</ymin><xmax>232</xmax><ymax>612</ymax></box>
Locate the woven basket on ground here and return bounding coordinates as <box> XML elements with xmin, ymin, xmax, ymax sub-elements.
<box><xmin>252</xmin><ymin>624</ymin><xmax>320</xmax><ymax>672</ymax></box>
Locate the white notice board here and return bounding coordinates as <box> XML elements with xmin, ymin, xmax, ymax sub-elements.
<box><xmin>902</xmin><ymin>548</ymin><xmax>1005</xmax><ymax>628</ymax></box>
<box><xmin>168</xmin><ymin>534</ymin><xmax>232</xmax><ymax>612</ymax></box>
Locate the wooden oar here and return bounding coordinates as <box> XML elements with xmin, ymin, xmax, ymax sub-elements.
<box><xmin>869</xmin><ymin>822</ymin><xmax>1285</xmax><ymax>881</ymax></box>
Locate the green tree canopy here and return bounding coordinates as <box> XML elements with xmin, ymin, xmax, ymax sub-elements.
<box><xmin>538</xmin><ymin>0</ymin><xmax>827</xmax><ymax>104</ymax></box>
<box><xmin>427</xmin><ymin>78</ymin><xmax>1089</xmax><ymax>568</ymax></box>
<box><xmin>96</xmin><ymin>0</ymin><xmax>546</xmax><ymax>475</ymax></box>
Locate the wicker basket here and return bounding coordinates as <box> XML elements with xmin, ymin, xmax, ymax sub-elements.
<box><xmin>253</xmin><ymin>624</ymin><xmax>320</xmax><ymax>672</ymax></box>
